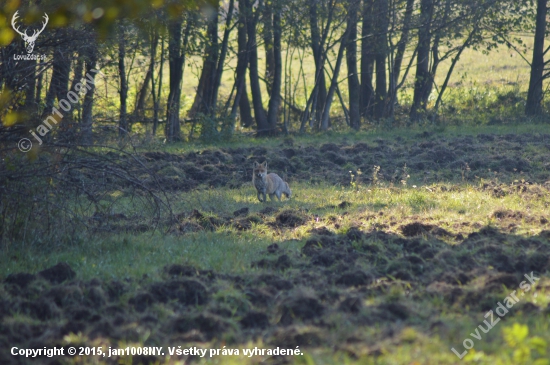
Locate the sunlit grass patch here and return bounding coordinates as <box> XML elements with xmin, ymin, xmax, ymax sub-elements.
<box><xmin>3</xmin><ymin>176</ymin><xmax>548</xmax><ymax>280</ymax></box>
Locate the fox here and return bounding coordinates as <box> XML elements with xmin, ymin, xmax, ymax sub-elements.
<box><xmin>252</xmin><ymin>161</ymin><xmax>291</xmax><ymax>202</ymax></box>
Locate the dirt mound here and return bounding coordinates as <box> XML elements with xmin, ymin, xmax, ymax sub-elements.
<box><xmin>172</xmin><ymin>313</ymin><xmax>231</xmax><ymax>340</ymax></box>
<box><xmin>240</xmin><ymin>311</ymin><xmax>270</xmax><ymax>329</ymax></box>
<box><xmin>377</xmin><ymin>302</ymin><xmax>410</xmax><ymax>320</ymax></box>
<box><xmin>126</xmin><ymin>133</ymin><xmax>550</xmax><ymax>200</ymax></box>
<box><xmin>338</xmin><ymin>296</ymin><xmax>363</xmax><ymax>313</ymax></box>
<box><xmin>149</xmin><ymin>279</ymin><xmax>209</xmax><ymax>305</ymax></box>
<box><xmin>320</xmin><ymin>143</ymin><xmax>341</xmax><ymax>153</ymax></box>
<box><xmin>274</xmin><ymin>210</ymin><xmax>307</xmax><ymax>228</ymax></box>
<box><xmin>267</xmin><ymin>243</ymin><xmax>280</xmax><ymax>253</ymax></box>
<box><xmin>253</xmin><ymin>254</ymin><xmax>293</xmax><ymax>271</ymax></box>
<box><xmin>278</xmin><ymin>296</ymin><xmax>324</xmax><ymax>325</ymax></box>
<box><xmin>233</xmin><ymin>214</ymin><xmax>263</xmax><ymax>231</ymax></box>
<box><xmin>271</xmin><ymin>326</ymin><xmax>324</xmax><ymax>347</ymax></box>
<box><xmin>165</xmin><ymin>264</ymin><xmax>199</xmax><ymax>277</ymax></box>
<box><xmin>128</xmin><ymin>292</ymin><xmax>156</xmax><ymax>312</ymax></box>
<box><xmin>3</xmin><ymin>225</ymin><xmax>550</xmax><ymax>360</ymax></box>
<box><xmin>170</xmin><ymin>209</ymin><xmax>230</xmax><ymax>233</ymax></box>
<box><xmin>38</xmin><ymin>262</ymin><xmax>76</xmax><ymax>284</ymax></box>
<box><xmin>491</xmin><ymin>209</ymin><xmax>525</xmax><ymax>220</ymax></box>
<box><xmin>260</xmin><ymin>206</ymin><xmax>279</xmax><ymax>215</ymax></box>
<box><xmin>400</xmin><ymin>222</ymin><xmax>435</xmax><ymax>237</ymax></box>
<box><xmin>255</xmin><ymin>274</ymin><xmax>294</xmax><ymax>290</ymax></box>
<box><xmin>338</xmin><ymin>201</ymin><xmax>352</xmax><ymax>209</ymax></box>
<box><xmin>346</xmin><ymin>227</ymin><xmax>365</xmax><ymax>240</ymax></box>
<box><xmin>233</xmin><ymin>207</ymin><xmax>250</xmax><ymax>217</ymax></box>
<box><xmin>4</xmin><ymin>272</ymin><xmax>36</xmax><ymax>288</ymax></box>
<box><xmin>302</xmin><ymin>236</ymin><xmax>337</xmax><ymax>256</ymax></box>
<box><xmin>308</xmin><ymin>227</ymin><xmax>334</xmax><ymax>236</ymax></box>
<box><xmin>485</xmin><ymin>273</ymin><xmax>518</xmax><ymax>289</ymax></box>
<box><xmin>335</xmin><ymin>270</ymin><xmax>374</xmax><ymax>287</ymax></box>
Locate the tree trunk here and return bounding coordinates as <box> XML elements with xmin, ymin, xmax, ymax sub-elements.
<box><xmin>69</xmin><ymin>57</ymin><xmax>84</xmax><ymax>124</ymax></box>
<box><xmin>165</xmin><ymin>18</ymin><xmax>184</xmax><ymax>142</ymax></box>
<box><xmin>44</xmin><ymin>49</ymin><xmax>70</xmax><ymax>115</ymax></box>
<box><xmin>300</xmin><ymin>0</ymin><xmax>334</xmax><ymax>131</ymax></box>
<box><xmin>81</xmin><ymin>45</ymin><xmax>97</xmax><ymax>144</ymax></box>
<box><xmin>266</xmin><ymin>6</ymin><xmax>282</xmax><ymax>134</ymax></box>
<box><xmin>433</xmin><ymin>26</ymin><xmax>477</xmax><ymax>114</ymax></box>
<box><xmin>320</xmin><ymin>25</ymin><xmax>350</xmax><ymax>130</ymax></box>
<box><xmin>262</xmin><ymin>0</ymin><xmax>275</xmax><ymax>97</ymax></box>
<box><xmin>239</xmin><ymin>88</ymin><xmax>254</xmax><ymax>127</ymax></box>
<box><xmin>189</xmin><ymin>68</ymin><xmax>205</xmax><ymax>117</ymax></box>
<box><xmin>152</xmin><ymin>35</ymin><xmax>164</xmax><ymax>136</ymax></box>
<box><xmin>231</xmin><ymin>10</ymin><xmax>254</xmax><ymax>127</ymax></box>
<box><xmin>191</xmin><ymin>5</ymin><xmax>219</xmax><ymax>116</ymax></box>
<box><xmin>525</xmin><ymin>0</ymin><xmax>547</xmax><ymax>115</ymax></box>
<box><xmin>373</xmin><ymin>0</ymin><xmax>389</xmax><ymax>120</ymax></box>
<box><xmin>118</xmin><ymin>25</ymin><xmax>129</xmax><ymax>137</ymax></box>
<box><xmin>133</xmin><ymin>52</ymin><xmax>154</xmax><ymax>121</ymax></box>
<box><xmin>23</xmin><ymin>59</ymin><xmax>37</xmax><ymax>117</ymax></box>
<box><xmin>202</xmin><ymin>4</ymin><xmax>220</xmax><ymax>115</ymax></box>
<box><xmin>211</xmin><ymin>0</ymin><xmax>235</xmax><ymax>115</ymax></box>
<box><xmin>243</xmin><ymin>0</ymin><xmax>269</xmax><ymax>134</ymax></box>
<box><xmin>388</xmin><ymin>0</ymin><xmax>414</xmax><ymax>116</ymax></box>
<box><xmin>346</xmin><ymin>0</ymin><xmax>361</xmax><ymax>130</ymax></box>
<box><xmin>148</xmin><ymin>26</ymin><xmax>159</xmax><ymax>135</ymax></box>
<box><xmin>410</xmin><ymin>0</ymin><xmax>434</xmax><ymax>120</ymax></box>
<box><xmin>69</xmin><ymin>58</ymin><xmax>84</xmax><ymax>93</ymax></box>
<box><xmin>309</xmin><ymin>0</ymin><xmax>329</xmax><ymax>126</ymax></box>
<box><xmin>361</xmin><ymin>0</ymin><xmax>375</xmax><ymax>118</ymax></box>
<box><xmin>45</xmin><ymin>48</ymin><xmax>71</xmax><ymax>139</ymax></box>
<box><xmin>424</xmin><ymin>0</ymin><xmax>451</xmax><ymax>109</ymax></box>
<box><xmin>36</xmin><ymin>68</ymin><xmax>44</xmax><ymax>108</ymax></box>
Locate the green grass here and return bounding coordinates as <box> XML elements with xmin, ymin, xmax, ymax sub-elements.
<box><xmin>131</xmin><ymin>120</ymin><xmax>550</xmax><ymax>156</ymax></box>
<box><xmin>5</xmin><ymin>172</ymin><xmax>550</xmax><ymax>364</ymax></box>
<box><xmin>2</xmin><ymin>179</ymin><xmax>549</xmax><ymax>278</ymax></box>
<box><xmin>3</xmin><ymin>124</ymin><xmax>550</xmax><ymax>365</ymax></box>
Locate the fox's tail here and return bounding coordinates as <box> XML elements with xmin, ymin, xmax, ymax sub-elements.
<box><xmin>284</xmin><ymin>182</ymin><xmax>292</xmax><ymax>198</ymax></box>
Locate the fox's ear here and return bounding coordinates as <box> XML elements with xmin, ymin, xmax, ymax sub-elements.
<box><xmin>253</xmin><ymin>162</ymin><xmax>259</xmax><ymax>168</ymax></box>
<box><xmin>262</xmin><ymin>161</ymin><xmax>267</xmax><ymax>168</ymax></box>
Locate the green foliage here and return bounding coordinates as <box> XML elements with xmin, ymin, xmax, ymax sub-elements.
<box><xmin>502</xmin><ymin>323</ymin><xmax>548</xmax><ymax>365</ymax></box>
<box><xmin>197</xmin><ymin>113</ymin><xmax>235</xmax><ymax>142</ymax></box>
<box><xmin>0</xmin><ymin>0</ymin><xmax>208</xmax><ymax>35</ymax></box>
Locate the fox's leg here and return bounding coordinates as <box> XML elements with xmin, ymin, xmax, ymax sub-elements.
<box><xmin>275</xmin><ymin>191</ymin><xmax>282</xmax><ymax>201</ymax></box>
<box><xmin>269</xmin><ymin>193</ymin><xmax>275</xmax><ymax>201</ymax></box>
<box><xmin>262</xmin><ymin>192</ymin><xmax>267</xmax><ymax>202</ymax></box>
<box><xmin>284</xmin><ymin>183</ymin><xmax>291</xmax><ymax>199</ymax></box>
<box><xmin>257</xmin><ymin>192</ymin><xmax>262</xmax><ymax>202</ymax></box>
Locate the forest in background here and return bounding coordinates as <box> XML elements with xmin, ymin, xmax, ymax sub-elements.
<box><xmin>0</xmin><ymin>0</ymin><xmax>548</xmax><ymax>145</ymax></box>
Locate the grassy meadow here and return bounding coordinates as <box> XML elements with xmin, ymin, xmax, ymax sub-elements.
<box><xmin>2</xmin><ymin>120</ymin><xmax>550</xmax><ymax>364</ymax></box>
<box><xmin>2</xmin><ymin>25</ymin><xmax>550</xmax><ymax>365</ymax></box>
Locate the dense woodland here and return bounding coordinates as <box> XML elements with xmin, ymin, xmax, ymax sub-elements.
<box><xmin>0</xmin><ymin>0</ymin><xmax>548</xmax><ymax>143</ymax></box>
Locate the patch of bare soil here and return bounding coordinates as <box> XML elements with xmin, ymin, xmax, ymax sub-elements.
<box><xmin>272</xmin><ymin>210</ymin><xmax>308</xmax><ymax>228</ymax></box>
<box><xmin>126</xmin><ymin>133</ymin><xmax>550</xmax><ymax>195</ymax></box>
<box><xmin>3</xmin><ymin>225</ymin><xmax>549</xmax><ymax>364</ymax></box>
<box><xmin>83</xmin><ymin>133</ymin><xmax>550</xmax><ymax>236</ymax></box>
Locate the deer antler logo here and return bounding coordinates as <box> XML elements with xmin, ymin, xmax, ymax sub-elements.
<box><xmin>11</xmin><ymin>11</ymin><xmax>49</xmax><ymax>54</ymax></box>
